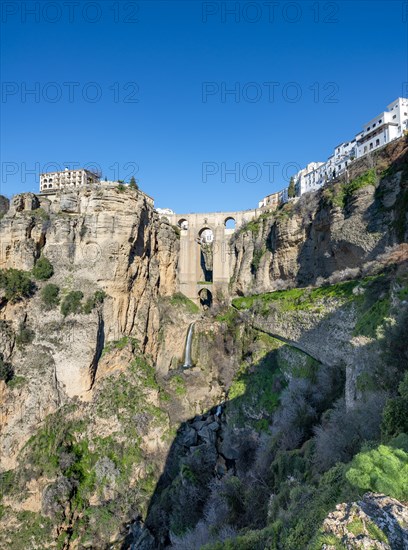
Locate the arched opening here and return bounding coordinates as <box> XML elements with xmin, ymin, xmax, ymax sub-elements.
<box><xmin>198</xmin><ymin>227</ymin><xmax>214</xmax><ymax>282</ymax></box>
<box><xmin>225</xmin><ymin>217</ymin><xmax>236</xmax><ymax>230</ymax></box>
<box><xmin>178</xmin><ymin>218</ymin><xmax>189</xmax><ymax>230</ymax></box>
<box><xmin>199</xmin><ymin>288</ymin><xmax>212</xmax><ymax>309</ymax></box>
<box><xmin>198</xmin><ymin>227</ymin><xmax>214</xmax><ymax>243</ymax></box>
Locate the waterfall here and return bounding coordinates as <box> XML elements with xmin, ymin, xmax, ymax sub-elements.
<box><xmin>182</xmin><ymin>323</ymin><xmax>194</xmax><ymax>368</ymax></box>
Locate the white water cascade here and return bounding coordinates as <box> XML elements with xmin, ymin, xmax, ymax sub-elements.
<box><xmin>182</xmin><ymin>323</ymin><xmax>194</xmax><ymax>368</ymax></box>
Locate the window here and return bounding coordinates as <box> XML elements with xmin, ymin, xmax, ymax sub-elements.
<box><xmin>373</xmin><ymin>123</ymin><xmax>376</xmax><ymax>128</ymax></box>
<box><xmin>393</xmin><ymin>115</ymin><xmax>397</xmax><ymax>119</ymax></box>
<box><xmin>367</xmin><ymin>126</ymin><xmax>371</xmax><ymax>131</ymax></box>
<box><xmin>364</xmin><ymin>146</ymin><xmax>367</xmax><ymax>153</ymax></box>
<box><xmin>370</xmin><ymin>143</ymin><xmax>373</xmax><ymax>150</ymax></box>
<box><xmin>378</xmin><ymin>119</ymin><xmax>382</xmax><ymax>123</ymax></box>
<box><xmin>376</xmin><ymin>139</ymin><xmax>380</xmax><ymax>146</ymax></box>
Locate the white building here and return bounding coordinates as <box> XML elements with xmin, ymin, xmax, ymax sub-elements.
<box><xmin>293</xmin><ymin>162</ymin><xmax>325</xmax><ymax>196</ymax></box>
<box><xmin>156</xmin><ymin>207</ymin><xmax>175</xmax><ymax>216</ymax></box>
<box><xmin>356</xmin><ymin>98</ymin><xmax>408</xmax><ymax>157</ymax></box>
<box><xmin>292</xmin><ymin>97</ymin><xmax>408</xmax><ymax>197</ymax></box>
<box><xmin>40</xmin><ymin>168</ymin><xmax>100</xmax><ymax>193</ymax></box>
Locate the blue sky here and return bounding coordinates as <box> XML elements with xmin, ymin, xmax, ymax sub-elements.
<box><xmin>1</xmin><ymin>0</ymin><xmax>407</xmax><ymax>213</ymax></box>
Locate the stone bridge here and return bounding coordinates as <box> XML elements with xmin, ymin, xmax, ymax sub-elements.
<box><xmin>161</xmin><ymin>209</ymin><xmax>264</xmax><ymax>305</ymax></box>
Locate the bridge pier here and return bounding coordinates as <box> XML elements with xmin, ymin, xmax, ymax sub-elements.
<box><xmin>163</xmin><ymin>209</ymin><xmax>262</xmax><ymax>305</ymax></box>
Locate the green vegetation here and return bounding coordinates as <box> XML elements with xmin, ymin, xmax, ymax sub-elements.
<box><xmin>101</xmin><ymin>335</ymin><xmax>139</xmax><ymax>357</ymax></box>
<box><xmin>32</xmin><ymin>256</ymin><xmax>54</xmax><ymax>280</ymax></box>
<box><xmin>169</xmin><ymin>292</ymin><xmax>199</xmax><ymax>314</ymax></box>
<box><xmin>0</xmin><ymin>268</ymin><xmax>33</xmax><ymax>302</ymax></box>
<box><xmin>170</xmin><ymin>374</ymin><xmax>186</xmax><ymax>396</ymax></box>
<box><xmin>288</xmin><ymin>176</ymin><xmax>296</xmax><ymax>198</ymax></box>
<box><xmin>83</xmin><ymin>290</ymin><xmax>107</xmax><ymax>314</ymax></box>
<box><xmin>0</xmin><ymin>354</ymin><xmax>13</xmax><ymax>383</ymax></box>
<box><xmin>382</xmin><ymin>372</ymin><xmax>408</xmax><ymax>438</ymax></box>
<box><xmin>251</xmin><ymin>246</ymin><xmax>266</xmax><ymax>273</ymax></box>
<box><xmin>129</xmin><ymin>176</ymin><xmax>139</xmax><ymax>190</ymax></box>
<box><xmin>61</xmin><ymin>290</ymin><xmax>84</xmax><ymax>317</ymax></box>
<box><xmin>31</xmin><ymin>208</ymin><xmax>50</xmax><ymax>221</ymax></box>
<box><xmin>41</xmin><ymin>283</ymin><xmax>60</xmax><ymax>309</ymax></box>
<box><xmin>15</xmin><ymin>322</ymin><xmax>35</xmax><ymax>347</ymax></box>
<box><xmin>228</xmin><ymin>335</ymin><xmax>284</xmax><ymax>429</ymax></box>
<box><xmin>117</xmin><ymin>183</ymin><xmax>126</xmax><ymax>192</ymax></box>
<box><xmin>232</xmin><ymin>279</ymin><xmax>359</xmax><ymax>314</ymax></box>
<box><xmin>346</xmin><ymin>444</ymin><xmax>408</xmax><ymax>501</ymax></box>
<box><xmin>323</xmin><ymin>169</ymin><xmax>377</xmax><ymax>209</ymax></box>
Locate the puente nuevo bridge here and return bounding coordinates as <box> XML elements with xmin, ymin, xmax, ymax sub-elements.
<box><xmin>161</xmin><ymin>208</ymin><xmax>265</xmax><ymax>306</ymax></box>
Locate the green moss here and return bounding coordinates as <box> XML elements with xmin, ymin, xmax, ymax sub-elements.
<box><xmin>311</xmin><ymin>532</ymin><xmax>347</xmax><ymax>550</ymax></box>
<box><xmin>169</xmin><ymin>292</ymin><xmax>199</xmax><ymax>314</ymax></box>
<box><xmin>366</xmin><ymin>520</ymin><xmax>388</xmax><ymax>543</ymax></box>
<box><xmin>233</xmin><ymin>279</ymin><xmax>359</xmax><ymax>314</ymax></box>
<box><xmin>346</xmin><ymin>444</ymin><xmax>408</xmax><ymax>501</ymax></box>
<box><xmin>228</xmin><ymin>336</ymin><xmax>284</xmax><ymax>428</ymax></box>
<box><xmin>353</xmin><ymin>297</ymin><xmax>390</xmax><ymax>338</ymax></box>
<box><xmin>347</xmin><ymin>517</ymin><xmax>365</xmax><ymax>536</ymax></box>
<box><xmin>170</xmin><ymin>374</ymin><xmax>187</xmax><ymax>396</ymax></box>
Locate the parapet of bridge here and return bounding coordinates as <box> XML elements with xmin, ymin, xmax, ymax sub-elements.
<box><xmin>160</xmin><ymin>208</ymin><xmax>264</xmax><ymax>305</ymax></box>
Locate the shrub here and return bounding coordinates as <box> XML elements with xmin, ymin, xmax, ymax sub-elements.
<box><xmin>346</xmin><ymin>444</ymin><xmax>408</xmax><ymax>501</ymax></box>
<box><xmin>16</xmin><ymin>323</ymin><xmax>35</xmax><ymax>347</ymax></box>
<box><xmin>0</xmin><ymin>355</ymin><xmax>13</xmax><ymax>383</ymax></box>
<box><xmin>129</xmin><ymin>176</ymin><xmax>139</xmax><ymax>190</ymax></box>
<box><xmin>32</xmin><ymin>256</ymin><xmax>54</xmax><ymax>281</ymax></box>
<box><xmin>382</xmin><ymin>372</ymin><xmax>408</xmax><ymax>438</ymax></box>
<box><xmin>0</xmin><ymin>268</ymin><xmax>34</xmax><ymax>302</ymax></box>
<box><xmin>41</xmin><ymin>284</ymin><xmax>60</xmax><ymax>309</ymax></box>
<box><xmin>82</xmin><ymin>290</ymin><xmax>107</xmax><ymax>314</ymax></box>
<box><xmin>117</xmin><ymin>183</ymin><xmax>125</xmax><ymax>192</ymax></box>
<box><xmin>61</xmin><ymin>291</ymin><xmax>84</xmax><ymax>317</ymax></box>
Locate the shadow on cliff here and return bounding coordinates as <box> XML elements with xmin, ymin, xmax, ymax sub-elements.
<box><xmin>119</xmin><ymin>291</ymin><xmax>388</xmax><ymax>549</ymax></box>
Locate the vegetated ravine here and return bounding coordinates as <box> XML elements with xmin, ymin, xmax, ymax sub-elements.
<box><xmin>0</xmin><ymin>137</ymin><xmax>408</xmax><ymax>549</ymax></box>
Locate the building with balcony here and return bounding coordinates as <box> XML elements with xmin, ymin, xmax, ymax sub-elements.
<box><xmin>40</xmin><ymin>168</ymin><xmax>100</xmax><ymax>193</ymax></box>
<box><xmin>292</xmin><ymin>97</ymin><xmax>408</xmax><ymax>198</ymax></box>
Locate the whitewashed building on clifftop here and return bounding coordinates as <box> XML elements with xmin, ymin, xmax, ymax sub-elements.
<box><xmin>292</xmin><ymin>97</ymin><xmax>408</xmax><ymax>196</ymax></box>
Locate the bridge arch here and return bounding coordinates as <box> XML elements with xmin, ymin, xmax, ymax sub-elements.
<box><xmin>178</xmin><ymin>218</ymin><xmax>189</xmax><ymax>230</ymax></box>
<box><xmin>198</xmin><ymin>287</ymin><xmax>213</xmax><ymax>309</ymax></box>
<box><xmin>198</xmin><ymin>227</ymin><xmax>214</xmax><ymax>243</ymax></box>
<box><xmin>224</xmin><ymin>217</ymin><xmax>236</xmax><ymax>229</ymax></box>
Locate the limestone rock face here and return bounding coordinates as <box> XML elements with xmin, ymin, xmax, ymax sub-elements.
<box><xmin>229</xmin><ymin>138</ymin><xmax>408</xmax><ymax>295</ymax></box>
<box><xmin>321</xmin><ymin>493</ymin><xmax>408</xmax><ymax>549</ymax></box>
<box><xmin>0</xmin><ymin>187</ymin><xmax>179</xmax><ymax>468</ymax></box>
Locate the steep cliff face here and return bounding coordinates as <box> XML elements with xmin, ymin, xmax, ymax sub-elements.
<box><xmin>1</xmin><ymin>139</ymin><xmax>408</xmax><ymax>550</ymax></box>
<box><xmin>230</xmin><ymin>138</ymin><xmax>408</xmax><ymax>296</ymax></box>
<box><xmin>0</xmin><ymin>186</ymin><xmax>179</xmax><ymax>470</ymax></box>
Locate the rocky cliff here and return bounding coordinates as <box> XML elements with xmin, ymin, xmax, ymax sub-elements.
<box><xmin>0</xmin><ymin>138</ymin><xmax>408</xmax><ymax>549</ymax></box>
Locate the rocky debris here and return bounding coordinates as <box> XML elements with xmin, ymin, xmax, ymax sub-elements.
<box><xmin>321</xmin><ymin>493</ymin><xmax>408</xmax><ymax>549</ymax></box>
<box><xmin>123</xmin><ymin>519</ymin><xmax>156</xmax><ymax>550</ymax></box>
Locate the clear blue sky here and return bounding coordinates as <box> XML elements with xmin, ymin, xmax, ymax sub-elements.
<box><xmin>1</xmin><ymin>0</ymin><xmax>407</xmax><ymax>213</ymax></box>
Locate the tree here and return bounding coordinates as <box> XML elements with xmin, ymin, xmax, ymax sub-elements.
<box><xmin>129</xmin><ymin>176</ymin><xmax>139</xmax><ymax>190</ymax></box>
<box><xmin>32</xmin><ymin>256</ymin><xmax>54</xmax><ymax>281</ymax></box>
<box><xmin>61</xmin><ymin>291</ymin><xmax>84</xmax><ymax>317</ymax></box>
<box><xmin>0</xmin><ymin>268</ymin><xmax>33</xmax><ymax>302</ymax></box>
<box><xmin>41</xmin><ymin>284</ymin><xmax>60</xmax><ymax>309</ymax></box>
<box><xmin>288</xmin><ymin>177</ymin><xmax>296</xmax><ymax>199</ymax></box>
<box><xmin>0</xmin><ymin>354</ymin><xmax>13</xmax><ymax>383</ymax></box>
